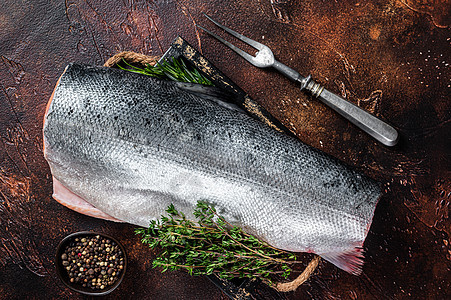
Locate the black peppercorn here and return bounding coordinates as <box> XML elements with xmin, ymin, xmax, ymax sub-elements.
<box><xmin>60</xmin><ymin>235</ymin><xmax>124</xmax><ymax>291</ymax></box>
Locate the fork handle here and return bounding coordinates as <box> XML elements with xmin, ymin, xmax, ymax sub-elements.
<box><xmin>272</xmin><ymin>61</ymin><xmax>398</xmax><ymax>146</ymax></box>
<box><xmin>303</xmin><ymin>78</ymin><xmax>399</xmax><ymax>146</ymax></box>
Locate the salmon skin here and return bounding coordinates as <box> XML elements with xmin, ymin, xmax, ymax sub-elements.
<box><xmin>43</xmin><ymin>64</ymin><xmax>381</xmax><ymax>275</ymax></box>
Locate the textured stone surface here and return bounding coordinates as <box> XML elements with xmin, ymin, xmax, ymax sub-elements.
<box><xmin>0</xmin><ymin>0</ymin><xmax>449</xmax><ymax>298</ymax></box>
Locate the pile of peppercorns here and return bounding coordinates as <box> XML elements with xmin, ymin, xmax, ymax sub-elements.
<box><xmin>60</xmin><ymin>235</ymin><xmax>125</xmax><ymax>291</ymax></box>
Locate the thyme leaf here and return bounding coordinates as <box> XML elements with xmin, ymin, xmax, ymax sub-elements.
<box><xmin>136</xmin><ymin>202</ymin><xmax>298</xmax><ymax>284</ymax></box>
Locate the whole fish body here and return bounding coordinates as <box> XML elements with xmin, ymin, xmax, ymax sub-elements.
<box><xmin>43</xmin><ymin>64</ymin><xmax>381</xmax><ymax>274</ymax></box>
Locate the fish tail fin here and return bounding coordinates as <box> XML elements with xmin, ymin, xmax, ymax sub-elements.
<box><xmin>320</xmin><ymin>246</ymin><xmax>365</xmax><ymax>275</ymax></box>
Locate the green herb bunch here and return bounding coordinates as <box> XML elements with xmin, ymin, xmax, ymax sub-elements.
<box><xmin>118</xmin><ymin>57</ymin><xmax>213</xmax><ymax>86</ymax></box>
<box><xmin>135</xmin><ymin>202</ymin><xmax>299</xmax><ymax>284</ymax></box>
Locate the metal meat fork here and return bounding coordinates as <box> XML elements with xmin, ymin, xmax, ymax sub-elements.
<box><xmin>198</xmin><ymin>14</ymin><xmax>399</xmax><ymax>146</ymax></box>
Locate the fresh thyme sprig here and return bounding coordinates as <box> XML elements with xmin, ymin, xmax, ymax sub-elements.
<box><xmin>118</xmin><ymin>57</ymin><xmax>213</xmax><ymax>86</ymax></box>
<box><xmin>135</xmin><ymin>202</ymin><xmax>299</xmax><ymax>284</ymax></box>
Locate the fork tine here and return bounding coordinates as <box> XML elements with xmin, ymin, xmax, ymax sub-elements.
<box><xmin>197</xmin><ymin>24</ymin><xmax>258</xmax><ymax>65</ymax></box>
<box><xmin>203</xmin><ymin>13</ymin><xmax>265</xmax><ymax>51</ymax></box>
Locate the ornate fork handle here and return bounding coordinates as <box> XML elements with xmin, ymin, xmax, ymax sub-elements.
<box><xmin>309</xmin><ymin>81</ymin><xmax>398</xmax><ymax>146</ymax></box>
<box><xmin>273</xmin><ymin>61</ymin><xmax>399</xmax><ymax>146</ymax></box>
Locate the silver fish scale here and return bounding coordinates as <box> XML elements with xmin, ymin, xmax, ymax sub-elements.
<box><xmin>44</xmin><ymin>64</ymin><xmax>380</xmax><ymax>270</ymax></box>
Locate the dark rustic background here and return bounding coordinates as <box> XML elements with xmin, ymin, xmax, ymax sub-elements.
<box><xmin>1</xmin><ymin>0</ymin><xmax>449</xmax><ymax>299</ymax></box>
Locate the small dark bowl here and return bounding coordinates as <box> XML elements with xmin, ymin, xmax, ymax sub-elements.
<box><xmin>55</xmin><ymin>231</ymin><xmax>127</xmax><ymax>296</ymax></box>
